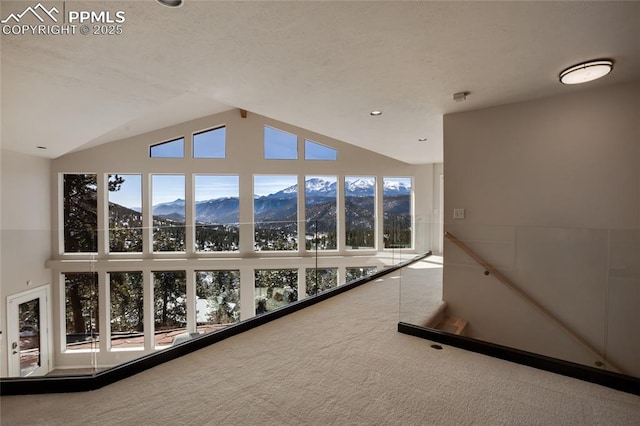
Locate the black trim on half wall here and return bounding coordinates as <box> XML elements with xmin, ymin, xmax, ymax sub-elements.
<box><xmin>397</xmin><ymin>322</ymin><xmax>640</xmax><ymax>396</ymax></box>
<box><xmin>0</xmin><ymin>252</ymin><xmax>431</xmax><ymax>395</ymax></box>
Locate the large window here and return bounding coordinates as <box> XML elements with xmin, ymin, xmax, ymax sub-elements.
<box><xmin>345</xmin><ymin>176</ymin><xmax>376</xmax><ymax>249</ymax></box>
<box><xmin>54</xmin><ymin>118</ymin><xmax>427</xmax><ymax>373</ymax></box>
<box><xmin>193</xmin><ymin>127</ymin><xmax>226</xmax><ymax>158</ymax></box>
<box><xmin>64</xmin><ymin>272</ymin><xmax>99</xmax><ymax>351</ymax></box>
<box><xmin>108</xmin><ymin>174</ymin><xmax>143</xmax><ymax>253</ymax></box>
<box><xmin>255</xmin><ymin>269</ymin><xmax>298</xmax><ymax>314</ymax></box>
<box><xmin>254</xmin><ymin>175</ymin><xmax>298</xmax><ymax>251</ymax></box>
<box><xmin>153</xmin><ymin>271</ymin><xmax>187</xmax><ymax>348</ymax></box>
<box><xmin>194</xmin><ymin>175</ymin><xmax>240</xmax><ymax>252</ymax></box>
<box><xmin>264</xmin><ymin>126</ymin><xmax>298</xmax><ymax>159</ymax></box>
<box><xmin>109</xmin><ymin>272</ymin><xmax>144</xmax><ymax>350</ymax></box>
<box><xmin>195</xmin><ymin>270</ymin><xmax>240</xmax><ymax>332</ymax></box>
<box><xmin>305</xmin><ymin>176</ymin><xmax>337</xmax><ymax>250</ymax></box>
<box><xmin>383</xmin><ymin>177</ymin><xmax>412</xmax><ymax>248</ymax></box>
<box><xmin>152</xmin><ymin>175</ymin><xmax>186</xmax><ymax>252</ymax></box>
<box><xmin>63</xmin><ymin>174</ymin><xmax>97</xmax><ymax>253</ymax></box>
<box><xmin>305</xmin><ymin>268</ymin><xmax>337</xmax><ymax>297</ymax></box>
<box><xmin>150</xmin><ymin>138</ymin><xmax>184</xmax><ymax>158</ymax></box>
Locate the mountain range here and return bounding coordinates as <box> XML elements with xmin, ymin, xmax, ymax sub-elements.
<box><xmin>117</xmin><ymin>178</ymin><xmax>410</xmax><ymax>225</ymax></box>
<box><xmin>266</xmin><ymin>178</ymin><xmax>410</xmax><ymax>199</ymax></box>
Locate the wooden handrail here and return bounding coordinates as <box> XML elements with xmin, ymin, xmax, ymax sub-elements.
<box><xmin>444</xmin><ymin>231</ymin><xmax>622</xmax><ymax>374</ymax></box>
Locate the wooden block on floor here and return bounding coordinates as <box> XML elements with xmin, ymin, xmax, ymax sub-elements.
<box><xmin>435</xmin><ymin>316</ymin><xmax>468</xmax><ymax>336</ymax></box>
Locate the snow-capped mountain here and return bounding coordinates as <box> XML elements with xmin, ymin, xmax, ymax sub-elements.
<box><xmin>304</xmin><ymin>178</ymin><xmax>338</xmax><ymax>197</ymax></box>
<box><xmin>267</xmin><ymin>178</ymin><xmax>337</xmax><ymax>199</ymax></box>
<box><xmin>268</xmin><ymin>177</ymin><xmax>409</xmax><ymax>198</ymax></box>
<box><xmin>345</xmin><ymin>178</ymin><xmax>375</xmax><ymax>196</ymax></box>
<box><xmin>147</xmin><ymin>178</ymin><xmax>409</xmax><ymax>224</ymax></box>
<box><xmin>382</xmin><ymin>180</ymin><xmax>411</xmax><ymax>196</ymax></box>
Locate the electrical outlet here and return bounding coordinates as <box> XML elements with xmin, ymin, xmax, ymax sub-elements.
<box><xmin>453</xmin><ymin>208</ymin><xmax>465</xmax><ymax>220</ymax></box>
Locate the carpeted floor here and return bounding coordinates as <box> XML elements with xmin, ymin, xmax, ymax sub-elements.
<box><xmin>1</xmin><ymin>259</ymin><xmax>639</xmax><ymax>425</ymax></box>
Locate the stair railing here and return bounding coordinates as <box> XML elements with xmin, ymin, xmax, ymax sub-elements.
<box><xmin>444</xmin><ymin>231</ymin><xmax>622</xmax><ymax>374</ymax></box>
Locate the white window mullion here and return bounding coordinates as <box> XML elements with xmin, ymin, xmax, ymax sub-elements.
<box><xmin>185</xmin><ymin>174</ymin><xmax>194</xmax><ymax>256</ymax></box>
<box><xmin>186</xmin><ymin>268</ymin><xmax>196</xmax><ymax>333</ymax></box>
<box><xmin>144</xmin><ymin>270</ymin><xmax>154</xmax><ymax>351</ymax></box>
<box><xmin>99</xmin><ymin>270</ymin><xmax>109</xmax><ymax>353</ymax></box>
<box><xmin>97</xmin><ymin>173</ymin><xmax>108</xmax><ymax>256</ymax></box>
<box><xmin>298</xmin><ymin>174</ymin><xmax>305</xmax><ymax>254</ymax></box>
<box><xmin>240</xmin><ymin>266</ymin><xmax>255</xmax><ymax>320</ymax></box>
<box><xmin>142</xmin><ymin>174</ymin><xmax>152</xmax><ymax>257</ymax></box>
<box><xmin>337</xmin><ymin>176</ymin><xmax>346</xmax><ymax>254</ymax></box>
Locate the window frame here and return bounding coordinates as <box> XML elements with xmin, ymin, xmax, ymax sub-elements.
<box><xmin>61</xmin><ymin>172</ymin><xmax>98</xmax><ymax>255</ymax></box>
<box><xmin>382</xmin><ymin>176</ymin><xmax>414</xmax><ymax>250</ymax></box>
<box><xmin>107</xmin><ymin>173</ymin><xmax>144</xmax><ymax>254</ymax></box>
<box><xmin>344</xmin><ymin>175</ymin><xmax>377</xmax><ymax>251</ymax></box>
<box><xmin>304</xmin><ymin>175</ymin><xmax>338</xmax><ymax>252</ymax></box>
<box><xmin>193</xmin><ymin>174</ymin><xmax>241</xmax><ymax>253</ymax></box>
<box><xmin>151</xmin><ymin>174</ymin><xmax>187</xmax><ymax>253</ymax></box>
<box><xmin>253</xmin><ymin>174</ymin><xmax>299</xmax><ymax>252</ymax></box>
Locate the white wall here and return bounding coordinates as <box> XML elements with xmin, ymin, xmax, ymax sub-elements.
<box><xmin>443</xmin><ymin>80</ymin><xmax>640</xmax><ymax>376</ymax></box>
<box><xmin>0</xmin><ymin>150</ymin><xmax>52</xmax><ymax>376</ymax></box>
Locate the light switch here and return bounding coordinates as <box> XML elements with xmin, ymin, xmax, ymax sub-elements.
<box><xmin>453</xmin><ymin>208</ymin><xmax>465</xmax><ymax>219</ymax></box>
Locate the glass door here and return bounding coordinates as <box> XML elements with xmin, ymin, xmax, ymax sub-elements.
<box><xmin>7</xmin><ymin>286</ymin><xmax>50</xmax><ymax>377</ymax></box>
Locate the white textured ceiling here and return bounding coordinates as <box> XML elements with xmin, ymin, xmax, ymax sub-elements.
<box><xmin>2</xmin><ymin>0</ymin><xmax>639</xmax><ymax>164</ymax></box>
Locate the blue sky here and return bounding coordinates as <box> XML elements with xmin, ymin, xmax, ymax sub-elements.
<box><xmin>305</xmin><ymin>140</ymin><xmax>337</xmax><ymax>160</ymax></box>
<box><xmin>150</xmin><ymin>138</ymin><xmax>184</xmax><ymax>158</ymax></box>
<box><xmin>108</xmin><ymin>174</ymin><xmax>141</xmax><ymax>208</ymax></box>
<box><xmin>194</xmin><ymin>127</ymin><xmax>225</xmax><ymax>158</ymax></box>
<box><xmin>264</xmin><ymin>126</ymin><xmax>297</xmax><ymax>159</ymax></box>
<box><xmin>254</xmin><ymin>175</ymin><xmax>297</xmax><ymax>197</ymax></box>
<box><xmin>195</xmin><ymin>175</ymin><xmax>239</xmax><ymax>201</ymax></box>
<box><xmin>152</xmin><ymin>175</ymin><xmax>185</xmax><ymax>204</ymax></box>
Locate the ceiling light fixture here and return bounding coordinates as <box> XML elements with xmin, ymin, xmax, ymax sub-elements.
<box><xmin>370</xmin><ymin>110</ymin><xmax>382</xmax><ymax>116</ymax></box>
<box><xmin>156</xmin><ymin>0</ymin><xmax>183</xmax><ymax>7</ymax></box>
<box><xmin>559</xmin><ymin>59</ymin><xmax>614</xmax><ymax>85</ymax></box>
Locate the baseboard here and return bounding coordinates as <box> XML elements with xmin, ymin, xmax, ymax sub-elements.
<box><xmin>397</xmin><ymin>322</ymin><xmax>640</xmax><ymax>396</ymax></box>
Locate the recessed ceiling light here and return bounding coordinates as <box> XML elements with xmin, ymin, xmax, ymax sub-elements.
<box><xmin>156</xmin><ymin>0</ymin><xmax>183</xmax><ymax>7</ymax></box>
<box><xmin>36</xmin><ymin>146</ymin><xmax>47</xmax><ymax>149</ymax></box>
<box><xmin>559</xmin><ymin>59</ymin><xmax>614</xmax><ymax>85</ymax></box>
<box><xmin>370</xmin><ymin>110</ymin><xmax>382</xmax><ymax>116</ymax></box>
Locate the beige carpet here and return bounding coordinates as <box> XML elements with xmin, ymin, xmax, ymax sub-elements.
<box><xmin>1</xmin><ymin>259</ymin><xmax>639</xmax><ymax>425</ymax></box>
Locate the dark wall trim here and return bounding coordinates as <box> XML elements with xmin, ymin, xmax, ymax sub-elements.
<box><xmin>0</xmin><ymin>252</ymin><xmax>430</xmax><ymax>395</ymax></box>
<box><xmin>397</xmin><ymin>322</ymin><xmax>640</xmax><ymax>396</ymax></box>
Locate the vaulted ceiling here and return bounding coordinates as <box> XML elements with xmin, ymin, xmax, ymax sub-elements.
<box><xmin>2</xmin><ymin>0</ymin><xmax>639</xmax><ymax>164</ymax></box>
